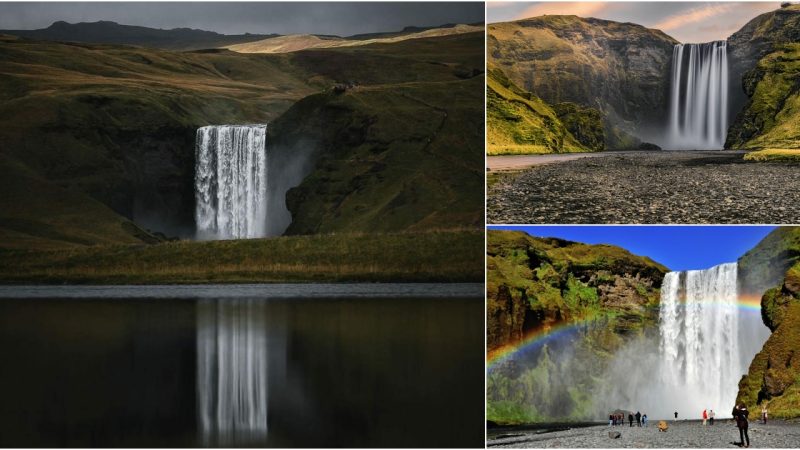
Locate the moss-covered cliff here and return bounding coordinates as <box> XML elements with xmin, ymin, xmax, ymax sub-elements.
<box><xmin>486</xmin><ymin>66</ymin><xmax>603</xmax><ymax>155</ymax></box>
<box><xmin>726</xmin><ymin>43</ymin><xmax>800</xmax><ymax>150</ymax></box>
<box><xmin>737</xmin><ymin>227</ymin><xmax>800</xmax><ymax>419</ymax></box>
<box><xmin>487</xmin><ymin>229</ymin><xmax>668</xmax><ymax>423</ymax></box>
<box><xmin>487</xmin><ymin>15</ymin><xmax>677</xmax><ymax>147</ymax></box>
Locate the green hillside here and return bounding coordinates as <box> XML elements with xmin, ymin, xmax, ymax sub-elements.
<box><xmin>0</xmin><ymin>31</ymin><xmax>484</xmax><ymax>253</ymax></box>
<box><xmin>486</xmin><ymin>230</ymin><xmax>667</xmax><ymax>423</ymax></box>
<box><xmin>728</xmin><ymin>43</ymin><xmax>800</xmax><ymax>155</ymax></box>
<box><xmin>487</xmin><ymin>66</ymin><xmax>601</xmax><ymax>155</ymax></box>
<box><xmin>737</xmin><ymin>227</ymin><xmax>800</xmax><ymax>419</ymax></box>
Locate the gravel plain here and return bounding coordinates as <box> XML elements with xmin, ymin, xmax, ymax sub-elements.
<box><xmin>487</xmin><ymin>151</ymin><xmax>800</xmax><ymax>224</ymax></box>
<box><xmin>487</xmin><ymin>420</ymin><xmax>800</xmax><ymax>448</ymax></box>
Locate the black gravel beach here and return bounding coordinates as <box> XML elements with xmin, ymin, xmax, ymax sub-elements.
<box><xmin>487</xmin><ymin>420</ymin><xmax>800</xmax><ymax>448</ymax></box>
<box><xmin>487</xmin><ymin>151</ymin><xmax>800</xmax><ymax>224</ymax></box>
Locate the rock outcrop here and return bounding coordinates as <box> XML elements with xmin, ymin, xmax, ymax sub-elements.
<box><xmin>727</xmin><ymin>5</ymin><xmax>800</xmax><ymax>113</ymax></box>
<box><xmin>736</xmin><ymin>227</ymin><xmax>800</xmax><ymax>419</ymax></box>
<box><xmin>487</xmin><ymin>15</ymin><xmax>677</xmax><ymax>146</ymax></box>
<box><xmin>486</xmin><ymin>230</ymin><xmax>668</xmax><ymax>423</ymax></box>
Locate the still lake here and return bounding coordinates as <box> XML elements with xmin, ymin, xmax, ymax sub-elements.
<box><xmin>0</xmin><ymin>283</ymin><xmax>484</xmax><ymax>447</ymax></box>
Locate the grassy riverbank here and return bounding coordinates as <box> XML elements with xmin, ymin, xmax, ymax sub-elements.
<box><xmin>743</xmin><ymin>149</ymin><xmax>800</xmax><ymax>162</ymax></box>
<box><xmin>0</xmin><ymin>229</ymin><xmax>483</xmax><ymax>284</ymax></box>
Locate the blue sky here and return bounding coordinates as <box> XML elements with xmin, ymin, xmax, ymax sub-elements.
<box><xmin>487</xmin><ymin>2</ymin><xmax>781</xmax><ymax>43</ymax></box>
<box><xmin>489</xmin><ymin>226</ymin><xmax>777</xmax><ymax>271</ymax></box>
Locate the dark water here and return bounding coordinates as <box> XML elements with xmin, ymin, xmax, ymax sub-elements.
<box><xmin>0</xmin><ymin>284</ymin><xmax>484</xmax><ymax>448</ymax></box>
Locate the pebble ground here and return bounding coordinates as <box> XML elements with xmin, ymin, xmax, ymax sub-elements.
<box><xmin>487</xmin><ymin>419</ymin><xmax>800</xmax><ymax>448</ymax></box>
<box><xmin>487</xmin><ymin>151</ymin><xmax>800</xmax><ymax>224</ymax></box>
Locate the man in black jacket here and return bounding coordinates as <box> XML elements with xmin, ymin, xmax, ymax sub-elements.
<box><xmin>732</xmin><ymin>403</ymin><xmax>750</xmax><ymax>448</ymax></box>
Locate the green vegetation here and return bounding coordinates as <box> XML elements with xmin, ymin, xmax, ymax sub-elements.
<box><xmin>737</xmin><ymin>227</ymin><xmax>800</xmax><ymax>419</ymax></box>
<box><xmin>486</xmin><ymin>229</ymin><xmax>668</xmax><ymax>424</ymax></box>
<box><xmin>0</xmin><ymin>31</ymin><xmax>484</xmax><ymax>250</ymax></box>
<box><xmin>487</xmin><ymin>15</ymin><xmax>676</xmax><ymax>149</ymax></box>
<box><xmin>0</xmin><ymin>229</ymin><xmax>483</xmax><ymax>284</ymax></box>
<box><xmin>729</xmin><ymin>44</ymin><xmax>800</xmax><ymax>151</ymax></box>
<box><xmin>743</xmin><ymin>149</ymin><xmax>800</xmax><ymax>161</ymax></box>
<box><xmin>487</xmin><ymin>66</ymin><xmax>601</xmax><ymax>155</ymax></box>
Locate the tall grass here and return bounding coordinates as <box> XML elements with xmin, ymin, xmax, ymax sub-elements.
<box><xmin>0</xmin><ymin>229</ymin><xmax>483</xmax><ymax>284</ymax></box>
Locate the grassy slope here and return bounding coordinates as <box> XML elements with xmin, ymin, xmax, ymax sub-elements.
<box><xmin>1</xmin><ymin>32</ymin><xmax>483</xmax><ymax>254</ymax></box>
<box><xmin>730</xmin><ymin>44</ymin><xmax>800</xmax><ymax>153</ymax></box>
<box><xmin>486</xmin><ymin>66</ymin><xmax>593</xmax><ymax>155</ymax></box>
<box><xmin>225</xmin><ymin>24</ymin><xmax>483</xmax><ymax>53</ymax></box>
<box><xmin>0</xmin><ymin>33</ymin><xmax>316</xmax><ymax>247</ymax></box>
<box><xmin>0</xmin><ymin>230</ymin><xmax>483</xmax><ymax>284</ymax></box>
<box><xmin>737</xmin><ymin>227</ymin><xmax>800</xmax><ymax>418</ymax></box>
<box><xmin>486</xmin><ymin>230</ymin><xmax>668</xmax><ymax>423</ymax></box>
<box><xmin>272</xmin><ymin>32</ymin><xmax>485</xmax><ymax>234</ymax></box>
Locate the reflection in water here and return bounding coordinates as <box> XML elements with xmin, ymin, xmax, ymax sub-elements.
<box><xmin>197</xmin><ymin>299</ymin><xmax>268</xmax><ymax>446</ymax></box>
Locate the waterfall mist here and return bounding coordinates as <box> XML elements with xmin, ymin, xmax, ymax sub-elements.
<box><xmin>667</xmin><ymin>41</ymin><xmax>729</xmax><ymax>150</ymax></box>
<box><xmin>598</xmin><ymin>262</ymin><xmax>768</xmax><ymax>420</ymax></box>
<box><xmin>195</xmin><ymin>125</ymin><xmax>268</xmax><ymax>240</ymax></box>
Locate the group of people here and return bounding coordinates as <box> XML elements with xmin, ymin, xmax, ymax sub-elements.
<box><xmin>608</xmin><ymin>411</ymin><xmax>647</xmax><ymax>427</ymax></box>
<box><xmin>701</xmin><ymin>408</ymin><xmax>716</xmax><ymax>425</ymax></box>
<box><xmin>604</xmin><ymin>402</ymin><xmax>768</xmax><ymax>448</ymax></box>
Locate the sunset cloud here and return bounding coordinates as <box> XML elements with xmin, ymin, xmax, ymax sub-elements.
<box><xmin>487</xmin><ymin>1</ymin><xmax>783</xmax><ymax>43</ymax></box>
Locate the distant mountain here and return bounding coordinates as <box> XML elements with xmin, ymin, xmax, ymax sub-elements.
<box><xmin>0</xmin><ymin>20</ymin><xmax>276</xmax><ymax>50</ymax></box>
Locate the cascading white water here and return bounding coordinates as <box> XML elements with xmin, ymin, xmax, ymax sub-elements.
<box><xmin>667</xmin><ymin>41</ymin><xmax>728</xmax><ymax>149</ymax></box>
<box><xmin>195</xmin><ymin>125</ymin><xmax>267</xmax><ymax>239</ymax></box>
<box><xmin>197</xmin><ymin>299</ymin><xmax>268</xmax><ymax>446</ymax></box>
<box><xmin>658</xmin><ymin>262</ymin><xmax>740</xmax><ymax>417</ymax></box>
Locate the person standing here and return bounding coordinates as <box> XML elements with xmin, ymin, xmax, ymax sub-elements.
<box><xmin>709</xmin><ymin>409</ymin><xmax>715</xmax><ymax>426</ymax></box>
<box><xmin>609</xmin><ymin>414</ymin><xmax>614</xmax><ymax>426</ymax></box>
<box><xmin>642</xmin><ymin>414</ymin><xmax>648</xmax><ymax>427</ymax></box>
<box><xmin>761</xmin><ymin>404</ymin><xmax>768</xmax><ymax>424</ymax></box>
<box><xmin>635</xmin><ymin>411</ymin><xmax>642</xmax><ymax>427</ymax></box>
<box><xmin>674</xmin><ymin>411</ymin><xmax>678</xmax><ymax>420</ymax></box>
<box><xmin>733</xmin><ymin>403</ymin><xmax>750</xmax><ymax>448</ymax></box>
<box><xmin>703</xmin><ymin>409</ymin><xmax>708</xmax><ymax>426</ymax></box>
<box><xmin>629</xmin><ymin>413</ymin><xmax>634</xmax><ymax>427</ymax></box>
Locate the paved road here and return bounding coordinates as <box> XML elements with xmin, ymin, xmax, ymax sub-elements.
<box><xmin>487</xmin><ymin>150</ymin><xmax>800</xmax><ymax>224</ymax></box>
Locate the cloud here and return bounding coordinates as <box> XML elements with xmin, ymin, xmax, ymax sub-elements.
<box><xmin>516</xmin><ymin>1</ymin><xmax>610</xmax><ymax>19</ymax></box>
<box><xmin>651</xmin><ymin>3</ymin><xmax>737</xmax><ymax>32</ymax></box>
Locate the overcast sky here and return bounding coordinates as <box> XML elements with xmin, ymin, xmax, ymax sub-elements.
<box><xmin>0</xmin><ymin>2</ymin><xmax>484</xmax><ymax>36</ymax></box>
<box><xmin>487</xmin><ymin>1</ymin><xmax>782</xmax><ymax>43</ymax></box>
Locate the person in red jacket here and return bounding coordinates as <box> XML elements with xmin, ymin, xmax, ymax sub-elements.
<box><xmin>702</xmin><ymin>409</ymin><xmax>708</xmax><ymax>426</ymax></box>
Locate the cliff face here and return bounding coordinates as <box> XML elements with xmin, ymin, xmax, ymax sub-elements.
<box><xmin>726</xmin><ymin>43</ymin><xmax>800</xmax><ymax>149</ymax></box>
<box><xmin>737</xmin><ymin>227</ymin><xmax>800</xmax><ymax>419</ymax></box>
<box><xmin>487</xmin><ymin>15</ymin><xmax>677</xmax><ymax>146</ymax></box>
<box><xmin>486</xmin><ymin>230</ymin><xmax>667</xmax><ymax>422</ymax></box>
<box><xmin>726</xmin><ymin>5</ymin><xmax>800</xmax><ymax>149</ymax></box>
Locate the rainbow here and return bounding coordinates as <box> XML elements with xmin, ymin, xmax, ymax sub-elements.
<box><xmin>487</xmin><ymin>296</ymin><xmax>764</xmax><ymax>370</ymax></box>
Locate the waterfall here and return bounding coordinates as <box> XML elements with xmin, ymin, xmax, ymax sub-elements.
<box><xmin>195</xmin><ymin>125</ymin><xmax>267</xmax><ymax>239</ymax></box>
<box><xmin>667</xmin><ymin>41</ymin><xmax>728</xmax><ymax>149</ymax></box>
<box><xmin>658</xmin><ymin>262</ymin><xmax>741</xmax><ymax>417</ymax></box>
<box><xmin>197</xmin><ymin>299</ymin><xmax>268</xmax><ymax>446</ymax></box>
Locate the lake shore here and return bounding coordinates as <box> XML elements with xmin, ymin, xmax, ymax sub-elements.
<box><xmin>0</xmin><ymin>230</ymin><xmax>483</xmax><ymax>284</ymax></box>
<box><xmin>487</xmin><ymin>150</ymin><xmax>800</xmax><ymax>224</ymax></box>
<box><xmin>487</xmin><ymin>419</ymin><xmax>800</xmax><ymax>448</ymax></box>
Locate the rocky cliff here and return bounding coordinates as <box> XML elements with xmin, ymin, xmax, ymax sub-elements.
<box><xmin>737</xmin><ymin>227</ymin><xmax>800</xmax><ymax>419</ymax></box>
<box><xmin>727</xmin><ymin>5</ymin><xmax>800</xmax><ymax>117</ymax></box>
<box><xmin>726</xmin><ymin>43</ymin><xmax>800</xmax><ymax>150</ymax></box>
<box><xmin>486</xmin><ymin>229</ymin><xmax>667</xmax><ymax>423</ymax></box>
<box><xmin>487</xmin><ymin>15</ymin><xmax>677</xmax><ymax>147</ymax></box>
